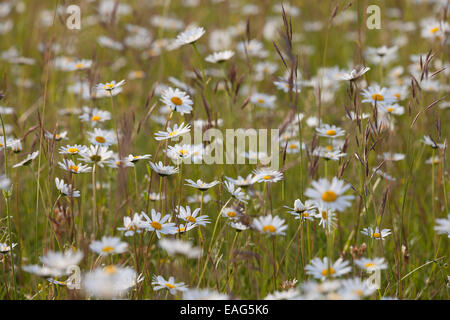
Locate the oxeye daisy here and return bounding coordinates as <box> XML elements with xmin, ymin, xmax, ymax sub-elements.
<box><xmin>106</xmin><ymin>155</ymin><xmax>134</xmax><ymax>169</ymax></box>
<box><xmin>250</xmin><ymin>93</ymin><xmax>276</xmax><ymax>109</ymax></box>
<box><xmin>126</xmin><ymin>153</ymin><xmax>152</xmax><ymax>163</ymax></box>
<box><xmin>338</xmin><ymin>66</ymin><xmax>370</xmax><ymax>81</ymax></box>
<box><xmin>175</xmin><ymin>26</ymin><xmax>205</xmax><ymax>46</ymax></box>
<box><xmin>305</xmin><ymin>177</ymin><xmax>354</xmax><ymax>212</ymax></box>
<box><xmin>89</xmin><ymin>236</ymin><xmax>128</xmax><ymax>256</ymax></box>
<box><xmin>59</xmin><ymin>144</ymin><xmax>87</xmax><ymax>155</ymax></box>
<box><xmin>252</xmin><ymin>215</ymin><xmax>287</xmax><ymax>236</ymax></box>
<box><xmin>12</xmin><ymin>151</ymin><xmax>39</xmax><ymax>168</ymax></box>
<box><xmin>183</xmin><ymin>288</ymin><xmax>229</xmax><ymax>300</ymax></box>
<box><xmin>305</xmin><ymin>257</ymin><xmax>351</xmax><ymax>280</ymax></box>
<box><xmin>159</xmin><ymin>239</ymin><xmax>202</xmax><ymax>259</ymax></box>
<box><xmin>58</xmin><ymin>159</ymin><xmax>91</xmax><ymax>174</ymax></box>
<box><xmin>222</xmin><ymin>207</ymin><xmax>242</xmax><ymax>220</ymax></box>
<box><xmin>117</xmin><ymin>213</ymin><xmax>144</xmax><ymax>237</ymax></box>
<box><xmin>79</xmin><ymin>107</ymin><xmax>111</xmax><ymax>126</ymax></box>
<box><xmin>361</xmin><ymin>84</ymin><xmax>397</xmax><ymax>106</ymax></box>
<box><xmin>160</xmin><ymin>87</ymin><xmax>193</xmax><ymax>115</ymax></box>
<box><xmin>422</xmin><ymin>136</ymin><xmax>446</xmax><ymax>150</ymax></box>
<box><xmin>39</xmin><ymin>249</ymin><xmax>84</xmax><ymax>272</ymax></box>
<box><xmin>141</xmin><ymin>209</ymin><xmax>177</xmax><ymax>239</ymax></box>
<box><xmin>225</xmin><ymin>174</ymin><xmax>254</xmax><ymax>188</ymax></box>
<box><xmin>434</xmin><ymin>214</ymin><xmax>450</xmax><ymax>238</ymax></box>
<box><xmin>285</xmin><ymin>199</ymin><xmax>317</xmax><ymax>221</ymax></box>
<box><xmin>55</xmin><ymin>177</ymin><xmax>80</xmax><ymax>197</ymax></box>
<box><xmin>315</xmin><ymin>124</ymin><xmax>346</xmax><ymax>139</ymax></box>
<box><xmin>78</xmin><ymin>145</ymin><xmax>114</xmax><ymax>167</ymax></box>
<box><xmin>229</xmin><ymin>221</ymin><xmax>250</xmax><ymax>231</ymax></box>
<box><xmin>70</xmin><ymin>59</ymin><xmax>92</xmax><ymax>71</ymax></box>
<box><xmin>223</xmin><ymin>181</ymin><xmax>249</xmax><ymax>203</ymax></box>
<box><xmin>44</xmin><ymin>130</ymin><xmax>68</xmax><ymax>141</ymax></box>
<box><xmin>361</xmin><ymin>226</ymin><xmax>391</xmax><ymax>240</ymax></box>
<box><xmin>205</xmin><ymin>50</ymin><xmax>234</xmax><ymax>63</ymax></box>
<box><xmin>185</xmin><ymin>178</ymin><xmax>220</xmax><ymax>191</ymax></box>
<box><xmin>379</xmin><ymin>103</ymin><xmax>405</xmax><ymax>115</ymax></box>
<box><xmin>273</xmin><ymin>78</ymin><xmax>301</xmax><ymax>93</ymax></box>
<box><xmin>338</xmin><ymin>277</ymin><xmax>376</xmax><ymax>299</ymax></box>
<box><xmin>252</xmin><ymin>168</ymin><xmax>283</xmax><ymax>183</ymax></box>
<box><xmin>354</xmin><ymin>257</ymin><xmax>388</xmax><ymax>271</ymax></box>
<box><xmin>154</xmin><ymin>122</ymin><xmax>191</xmax><ymax>141</ymax></box>
<box><xmin>149</xmin><ymin>161</ymin><xmax>179</xmax><ymax>176</ymax></box>
<box><xmin>152</xmin><ymin>275</ymin><xmax>187</xmax><ymax>295</ymax></box>
<box><xmin>0</xmin><ymin>242</ymin><xmax>17</xmax><ymax>254</ymax></box>
<box><xmin>187</xmin><ymin>193</ymin><xmax>212</xmax><ymax>204</ymax></box>
<box><xmin>88</xmin><ymin>128</ymin><xmax>117</xmax><ymax>146</ymax></box>
<box><xmin>167</xmin><ymin>144</ymin><xmax>192</xmax><ymax>162</ymax></box>
<box><xmin>379</xmin><ymin>152</ymin><xmax>405</xmax><ymax>161</ymax></box>
<box><xmin>177</xmin><ymin>205</ymin><xmax>210</xmax><ymax>226</ymax></box>
<box><xmin>96</xmin><ymin>80</ymin><xmax>125</xmax><ymax>97</ymax></box>
<box><xmin>314</xmin><ymin>207</ymin><xmax>337</xmax><ymax>231</ymax></box>
<box><xmin>176</xmin><ymin>223</ymin><xmax>197</xmax><ymax>234</ymax></box>
<box><xmin>264</xmin><ymin>288</ymin><xmax>301</xmax><ymax>300</ymax></box>
<box><xmin>284</xmin><ymin>140</ymin><xmax>304</xmax><ymax>154</ymax></box>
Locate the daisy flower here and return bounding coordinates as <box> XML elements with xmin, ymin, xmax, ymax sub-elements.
<box><xmin>141</xmin><ymin>209</ymin><xmax>177</xmax><ymax>239</ymax></box>
<box><xmin>379</xmin><ymin>152</ymin><xmax>405</xmax><ymax>161</ymax></box>
<box><xmin>70</xmin><ymin>59</ymin><xmax>92</xmax><ymax>71</ymax></box>
<box><xmin>158</xmin><ymin>239</ymin><xmax>202</xmax><ymax>259</ymax></box>
<box><xmin>338</xmin><ymin>66</ymin><xmax>370</xmax><ymax>81</ymax></box>
<box><xmin>250</xmin><ymin>93</ymin><xmax>276</xmax><ymax>109</ymax></box>
<box><xmin>89</xmin><ymin>236</ymin><xmax>128</xmax><ymax>256</ymax></box>
<box><xmin>39</xmin><ymin>249</ymin><xmax>84</xmax><ymax>272</ymax></box>
<box><xmin>96</xmin><ymin>80</ymin><xmax>125</xmax><ymax>97</ymax></box>
<box><xmin>152</xmin><ymin>275</ymin><xmax>187</xmax><ymax>295</ymax></box>
<box><xmin>154</xmin><ymin>122</ymin><xmax>191</xmax><ymax>141</ymax></box>
<box><xmin>338</xmin><ymin>277</ymin><xmax>376</xmax><ymax>299</ymax></box>
<box><xmin>222</xmin><ymin>207</ymin><xmax>242</xmax><ymax>220</ymax></box>
<box><xmin>127</xmin><ymin>153</ymin><xmax>152</xmax><ymax>163</ymax></box>
<box><xmin>177</xmin><ymin>205</ymin><xmax>210</xmax><ymax>226</ymax></box>
<box><xmin>285</xmin><ymin>199</ymin><xmax>317</xmax><ymax>221</ymax></box>
<box><xmin>361</xmin><ymin>227</ymin><xmax>391</xmax><ymax>240</ymax></box>
<box><xmin>167</xmin><ymin>144</ymin><xmax>192</xmax><ymax>162</ymax></box>
<box><xmin>284</xmin><ymin>140</ymin><xmax>304</xmax><ymax>154</ymax></box>
<box><xmin>59</xmin><ymin>144</ymin><xmax>87</xmax><ymax>155</ymax></box>
<box><xmin>225</xmin><ymin>174</ymin><xmax>254</xmax><ymax>187</ymax></box>
<box><xmin>55</xmin><ymin>177</ymin><xmax>80</xmax><ymax>198</ymax></box>
<box><xmin>160</xmin><ymin>87</ymin><xmax>193</xmax><ymax>115</ymax></box>
<box><xmin>12</xmin><ymin>151</ymin><xmax>39</xmax><ymax>168</ymax></box>
<box><xmin>361</xmin><ymin>85</ymin><xmax>397</xmax><ymax>106</ymax></box>
<box><xmin>264</xmin><ymin>289</ymin><xmax>301</xmax><ymax>300</ymax></box>
<box><xmin>88</xmin><ymin>128</ymin><xmax>117</xmax><ymax>146</ymax></box>
<box><xmin>78</xmin><ymin>145</ymin><xmax>114</xmax><ymax>167</ymax></box>
<box><xmin>79</xmin><ymin>108</ymin><xmax>111</xmax><ymax>126</ymax></box>
<box><xmin>205</xmin><ymin>50</ymin><xmax>234</xmax><ymax>63</ymax></box>
<box><xmin>117</xmin><ymin>213</ymin><xmax>145</xmax><ymax>237</ymax></box>
<box><xmin>229</xmin><ymin>221</ymin><xmax>250</xmax><ymax>231</ymax></box>
<box><xmin>58</xmin><ymin>159</ymin><xmax>91</xmax><ymax>174</ymax></box>
<box><xmin>315</xmin><ymin>124</ymin><xmax>346</xmax><ymax>139</ymax></box>
<box><xmin>305</xmin><ymin>177</ymin><xmax>355</xmax><ymax>212</ymax></box>
<box><xmin>0</xmin><ymin>242</ymin><xmax>17</xmax><ymax>254</ymax></box>
<box><xmin>183</xmin><ymin>288</ymin><xmax>229</xmax><ymax>300</ymax></box>
<box><xmin>379</xmin><ymin>103</ymin><xmax>405</xmax><ymax>115</ymax></box>
<box><xmin>314</xmin><ymin>207</ymin><xmax>337</xmax><ymax>231</ymax></box>
<box><xmin>223</xmin><ymin>181</ymin><xmax>249</xmax><ymax>203</ymax></box>
<box><xmin>252</xmin><ymin>168</ymin><xmax>283</xmax><ymax>183</ymax></box>
<box><xmin>185</xmin><ymin>178</ymin><xmax>220</xmax><ymax>191</ymax></box>
<box><xmin>305</xmin><ymin>257</ymin><xmax>351</xmax><ymax>280</ymax></box>
<box><xmin>252</xmin><ymin>215</ymin><xmax>287</xmax><ymax>236</ymax></box>
<box><xmin>175</xmin><ymin>26</ymin><xmax>205</xmax><ymax>46</ymax></box>
<box><xmin>422</xmin><ymin>136</ymin><xmax>446</xmax><ymax>149</ymax></box>
<box><xmin>354</xmin><ymin>257</ymin><xmax>388</xmax><ymax>271</ymax></box>
<box><xmin>434</xmin><ymin>214</ymin><xmax>450</xmax><ymax>238</ymax></box>
<box><xmin>176</xmin><ymin>223</ymin><xmax>197</xmax><ymax>234</ymax></box>
<box><xmin>149</xmin><ymin>161</ymin><xmax>179</xmax><ymax>176</ymax></box>
<box><xmin>44</xmin><ymin>130</ymin><xmax>68</xmax><ymax>141</ymax></box>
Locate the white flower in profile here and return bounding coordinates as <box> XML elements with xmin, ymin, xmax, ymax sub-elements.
<box><xmin>88</xmin><ymin>128</ymin><xmax>117</xmax><ymax>146</ymax></box>
<box><xmin>89</xmin><ymin>236</ymin><xmax>128</xmax><ymax>256</ymax></box>
<box><xmin>305</xmin><ymin>257</ymin><xmax>351</xmax><ymax>280</ymax></box>
<box><xmin>175</xmin><ymin>26</ymin><xmax>205</xmax><ymax>46</ymax></box>
<box><xmin>83</xmin><ymin>265</ymin><xmax>139</xmax><ymax>299</ymax></box>
<box><xmin>154</xmin><ymin>122</ymin><xmax>191</xmax><ymax>141</ymax></box>
<box><xmin>354</xmin><ymin>257</ymin><xmax>388</xmax><ymax>271</ymax></box>
<box><xmin>338</xmin><ymin>66</ymin><xmax>370</xmax><ymax>81</ymax></box>
<box><xmin>225</xmin><ymin>174</ymin><xmax>254</xmax><ymax>187</ymax></box>
<box><xmin>252</xmin><ymin>168</ymin><xmax>283</xmax><ymax>184</ymax></box>
<box><xmin>250</xmin><ymin>93</ymin><xmax>276</xmax><ymax>109</ymax></box>
<box><xmin>314</xmin><ymin>206</ymin><xmax>337</xmax><ymax>232</ymax></box>
<box><xmin>141</xmin><ymin>209</ymin><xmax>177</xmax><ymax>239</ymax></box>
<box><xmin>421</xmin><ymin>136</ymin><xmax>446</xmax><ymax>150</ymax></box>
<box><xmin>39</xmin><ymin>249</ymin><xmax>84</xmax><ymax>272</ymax></box>
<box><xmin>70</xmin><ymin>59</ymin><xmax>92</xmax><ymax>71</ymax></box>
<box><xmin>185</xmin><ymin>178</ymin><xmax>220</xmax><ymax>191</ymax></box>
<box><xmin>44</xmin><ymin>130</ymin><xmax>68</xmax><ymax>141</ymax></box>
<box><xmin>78</xmin><ymin>145</ymin><xmax>114</xmax><ymax>167</ymax></box>
<box><xmin>183</xmin><ymin>288</ymin><xmax>229</xmax><ymax>300</ymax></box>
<box><xmin>379</xmin><ymin>103</ymin><xmax>405</xmax><ymax>115</ymax></box>
<box><xmin>305</xmin><ymin>177</ymin><xmax>354</xmax><ymax>212</ymax></box>
<box><xmin>127</xmin><ymin>153</ymin><xmax>151</xmax><ymax>163</ymax></box>
<box><xmin>152</xmin><ymin>275</ymin><xmax>187</xmax><ymax>295</ymax></box>
<box><xmin>264</xmin><ymin>288</ymin><xmax>301</xmax><ymax>300</ymax></box>
<box><xmin>316</xmin><ymin>124</ymin><xmax>345</xmax><ymax>139</ymax></box>
<box><xmin>177</xmin><ymin>205</ymin><xmax>210</xmax><ymax>226</ymax></box>
<box><xmin>224</xmin><ymin>181</ymin><xmax>249</xmax><ymax>203</ymax></box>
<box><xmin>160</xmin><ymin>87</ymin><xmax>193</xmax><ymax>115</ymax></box>
<box><xmin>361</xmin><ymin>226</ymin><xmax>391</xmax><ymax>240</ymax></box>
<box><xmin>79</xmin><ymin>107</ymin><xmax>111</xmax><ymax>126</ymax></box>
<box><xmin>285</xmin><ymin>199</ymin><xmax>317</xmax><ymax>221</ymax></box>
<box><xmin>159</xmin><ymin>239</ymin><xmax>202</xmax><ymax>259</ymax></box>
<box><xmin>205</xmin><ymin>50</ymin><xmax>234</xmax><ymax>63</ymax></box>
<box><xmin>117</xmin><ymin>213</ymin><xmax>145</xmax><ymax>237</ymax></box>
<box><xmin>0</xmin><ymin>242</ymin><xmax>17</xmax><ymax>254</ymax></box>
<box><xmin>59</xmin><ymin>144</ymin><xmax>87</xmax><ymax>155</ymax></box>
<box><xmin>434</xmin><ymin>214</ymin><xmax>450</xmax><ymax>238</ymax></box>
<box><xmin>12</xmin><ymin>151</ymin><xmax>39</xmax><ymax>168</ymax></box>
<box><xmin>252</xmin><ymin>214</ymin><xmax>287</xmax><ymax>236</ymax></box>
<box><xmin>96</xmin><ymin>80</ymin><xmax>125</xmax><ymax>97</ymax></box>
<box><xmin>55</xmin><ymin>177</ymin><xmax>80</xmax><ymax>198</ymax></box>
<box><xmin>58</xmin><ymin>159</ymin><xmax>91</xmax><ymax>174</ymax></box>
<box><xmin>338</xmin><ymin>277</ymin><xmax>377</xmax><ymax>299</ymax></box>
<box><xmin>149</xmin><ymin>161</ymin><xmax>179</xmax><ymax>176</ymax></box>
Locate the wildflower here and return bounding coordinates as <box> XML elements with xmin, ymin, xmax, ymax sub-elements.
<box><xmin>434</xmin><ymin>214</ymin><xmax>450</xmax><ymax>238</ymax></box>
<box><xmin>59</xmin><ymin>144</ymin><xmax>87</xmax><ymax>155</ymax></box>
<box><xmin>159</xmin><ymin>239</ymin><xmax>202</xmax><ymax>259</ymax></box>
<box><xmin>141</xmin><ymin>209</ymin><xmax>177</xmax><ymax>239</ymax></box>
<box><xmin>379</xmin><ymin>152</ymin><xmax>405</xmax><ymax>161</ymax></box>
<box><xmin>0</xmin><ymin>242</ymin><xmax>17</xmax><ymax>254</ymax></box>
<box><xmin>177</xmin><ymin>205</ymin><xmax>210</xmax><ymax>226</ymax></box>
<box><xmin>55</xmin><ymin>177</ymin><xmax>80</xmax><ymax>198</ymax></box>
<box><xmin>88</xmin><ymin>128</ymin><xmax>117</xmax><ymax>146</ymax></box>
<box><xmin>12</xmin><ymin>151</ymin><xmax>39</xmax><ymax>168</ymax></box>
<box><xmin>117</xmin><ymin>213</ymin><xmax>145</xmax><ymax>237</ymax></box>
<box><xmin>154</xmin><ymin>122</ymin><xmax>191</xmax><ymax>141</ymax></box>
<box><xmin>252</xmin><ymin>168</ymin><xmax>283</xmax><ymax>183</ymax></box>
<box><xmin>285</xmin><ymin>199</ymin><xmax>317</xmax><ymax>221</ymax></box>
<box><xmin>314</xmin><ymin>206</ymin><xmax>337</xmax><ymax>231</ymax></box>
<box><xmin>361</xmin><ymin>227</ymin><xmax>391</xmax><ymax>240</ymax></box>
<box><xmin>205</xmin><ymin>50</ymin><xmax>234</xmax><ymax>63</ymax></box>
<box><xmin>185</xmin><ymin>178</ymin><xmax>220</xmax><ymax>191</ymax></box>
<box><xmin>79</xmin><ymin>108</ymin><xmax>111</xmax><ymax>126</ymax></box>
<box><xmin>127</xmin><ymin>153</ymin><xmax>152</xmax><ymax>163</ymax></box>
<box><xmin>175</xmin><ymin>26</ymin><xmax>205</xmax><ymax>46</ymax></box>
<box><xmin>354</xmin><ymin>257</ymin><xmax>388</xmax><ymax>271</ymax></box>
<box><xmin>338</xmin><ymin>66</ymin><xmax>370</xmax><ymax>81</ymax></box>
<box><xmin>250</xmin><ymin>93</ymin><xmax>276</xmax><ymax>109</ymax></box>
<box><xmin>149</xmin><ymin>161</ymin><xmax>179</xmax><ymax>176</ymax></box>
<box><xmin>305</xmin><ymin>257</ymin><xmax>351</xmax><ymax>280</ymax></box>
<box><xmin>264</xmin><ymin>289</ymin><xmax>301</xmax><ymax>300</ymax></box>
<box><xmin>316</xmin><ymin>124</ymin><xmax>346</xmax><ymax>139</ymax></box>
<box><xmin>44</xmin><ymin>130</ymin><xmax>68</xmax><ymax>141</ymax></box>
<box><xmin>422</xmin><ymin>136</ymin><xmax>446</xmax><ymax>150</ymax></box>
<box><xmin>160</xmin><ymin>87</ymin><xmax>193</xmax><ymax>115</ymax></box>
<box><xmin>152</xmin><ymin>275</ymin><xmax>187</xmax><ymax>295</ymax></box>
<box><xmin>78</xmin><ymin>145</ymin><xmax>114</xmax><ymax>167</ymax></box>
<box><xmin>96</xmin><ymin>80</ymin><xmax>125</xmax><ymax>96</ymax></box>
<box><xmin>223</xmin><ymin>181</ymin><xmax>249</xmax><ymax>203</ymax></box>
<box><xmin>305</xmin><ymin>177</ymin><xmax>354</xmax><ymax>212</ymax></box>
<box><xmin>58</xmin><ymin>159</ymin><xmax>91</xmax><ymax>174</ymax></box>
<box><xmin>338</xmin><ymin>277</ymin><xmax>376</xmax><ymax>299</ymax></box>
<box><xmin>89</xmin><ymin>236</ymin><xmax>128</xmax><ymax>256</ymax></box>
<box><xmin>183</xmin><ymin>288</ymin><xmax>229</xmax><ymax>300</ymax></box>
<box><xmin>252</xmin><ymin>215</ymin><xmax>287</xmax><ymax>236</ymax></box>
<box><xmin>225</xmin><ymin>174</ymin><xmax>254</xmax><ymax>188</ymax></box>
<box><xmin>361</xmin><ymin>85</ymin><xmax>397</xmax><ymax>106</ymax></box>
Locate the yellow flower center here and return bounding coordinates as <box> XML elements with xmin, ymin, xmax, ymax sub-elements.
<box><xmin>75</xmin><ymin>63</ymin><xmax>84</xmax><ymax>69</ymax></box>
<box><xmin>365</xmin><ymin>262</ymin><xmax>375</xmax><ymax>269</ymax></box>
<box><xmin>178</xmin><ymin>227</ymin><xmax>186</xmax><ymax>232</ymax></box>
<box><xmin>104</xmin><ymin>84</ymin><xmax>114</xmax><ymax>90</ymax></box>
<box><xmin>186</xmin><ymin>216</ymin><xmax>196</xmax><ymax>223</ymax></box>
<box><xmin>227</xmin><ymin>211</ymin><xmax>236</xmax><ymax>218</ymax></box>
<box><xmin>151</xmin><ymin>221</ymin><xmax>162</xmax><ymax>230</ymax></box>
<box><xmin>394</xmin><ymin>93</ymin><xmax>401</xmax><ymax>99</ymax></box>
<box><xmin>179</xmin><ymin>149</ymin><xmax>188</xmax><ymax>156</ymax></box>
<box><xmin>257</xmin><ymin>99</ymin><xmax>265</xmax><ymax>104</ymax></box>
<box><xmin>372</xmin><ymin>232</ymin><xmax>381</xmax><ymax>238</ymax></box>
<box><xmin>325</xmin><ymin>129</ymin><xmax>336</xmax><ymax>136</ymax></box>
<box><xmin>263</xmin><ymin>225</ymin><xmax>276</xmax><ymax>233</ymax></box>
<box><xmin>321</xmin><ymin>267</ymin><xmax>335</xmax><ymax>276</ymax></box>
<box><xmin>302</xmin><ymin>212</ymin><xmax>309</xmax><ymax>218</ymax></box>
<box><xmin>165</xmin><ymin>283</ymin><xmax>175</xmax><ymax>289</ymax></box>
<box><xmin>372</xmin><ymin>94</ymin><xmax>384</xmax><ymax>101</ymax></box>
<box><xmin>168</xmin><ymin>130</ymin><xmax>177</xmax><ymax>137</ymax></box>
<box><xmin>91</xmin><ymin>115</ymin><xmax>101</xmax><ymax>121</ymax></box>
<box><xmin>326</xmin><ymin>145</ymin><xmax>333</xmax><ymax>151</ymax></box>
<box><xmin>103</xmin><ymin>265</ymin><xmax>117</xmax><ymax>274</ymax></box>
<box><xmin>171</xmin><ymin>97</ymin><xmax>183</xmax><ymax>105</ymax></box>
<box><xmin>322</xmin><ymin>190</ymin><xmax>337</xmax><ymax>202</ymax></box>
<box><xmin>102</xmin><ymin>246</ymin><xmax>115</xmax><ymax>253</ymax></box>
<box><xmin>263</xmin><ymin>175</ymin><xmax>272</xmax><ymax>180</ymax></box>
<box><xmin>430</xmin><ymin>26</ymin><xmax>439</xmax><ymax>34</ymax></box>
<box><xmin>95</xmin><ymin>136</ymin><xmax>106</xmax><ymax>143</ymax></box>
<box><xmin>69</xmin><ymin>165</ymin><xmax>79</xmax><ymax>172</ymax></box>
<box><xmin>353</xmin><ymin>289</ymin><xmax>364</xmax><ymax>296</ymax></box>
<box><xmin>321</xmin><ymin>211</ymin><xmax>328</xmax><ymax>219</ymax></box>
<box><xmin>387</xmin><ymin>107</ymin><xmax>394</xmax><ymax>113</ymax></box>
<box><xmin>289</xmin><ymin>144</ymin><xmax>297</xmax><ymax>149</ymax></box>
